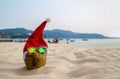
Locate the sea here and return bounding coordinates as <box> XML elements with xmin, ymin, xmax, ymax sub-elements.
<box><xmin>46</xmin><ymin>38</ymin><xmax>120</xmax><ymax>46</ymax></box>
<box><xmin>1</xmin><ymin>38</ymin><xmax>120</xmax><ymax>46</ymax></box>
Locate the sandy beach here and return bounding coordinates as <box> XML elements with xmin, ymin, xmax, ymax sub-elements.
<box><xmin>0</xmin><ymin>42</ymin><xmax>120</xmax><ymax>79</ymax></box>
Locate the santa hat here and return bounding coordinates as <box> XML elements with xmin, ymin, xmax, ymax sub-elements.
<box><xmin>23</xmin><ymin>19</ymin><xmax>49</xmax><ymax>53</ymax></box>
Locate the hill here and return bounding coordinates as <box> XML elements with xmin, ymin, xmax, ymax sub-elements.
<box><xmin>0</xmin><ymin>28</ymin><xmax>32</xmax><ymax>38</ymax></box>
<box><xmin>0</xmin><ymin>28</ymin><xmax>32</xmax><ymax>34</ymax></box>
<box><xmin>44</xmin><ymin>29</ymin><xmax>107</xmax><ymax>38</ymax></box>
<box><xmin>0</xmin><ymin>28</ymin><xmax>108</xmax><ymax>38</ymax></box>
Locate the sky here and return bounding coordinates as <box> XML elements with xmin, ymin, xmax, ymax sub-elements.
<box><xmin>0</xmin><ymin>0</ymin><xmax>120</xmax><ymax>37</ymax></box>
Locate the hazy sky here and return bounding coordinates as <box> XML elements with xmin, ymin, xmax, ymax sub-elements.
<box><xmin>0</xmin><ymin>0</ymin><xmax>120</xmax><ymax>37</ymax></box>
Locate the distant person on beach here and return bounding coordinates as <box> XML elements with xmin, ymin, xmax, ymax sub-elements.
<box><xmin>23</xmin><ymin>18</ymin><xmax>50</xmax><ymax>70</ymax></box>
<box><xmin>53</xmin><ymin>37</ymin><xmax>59</xmax><ymax>43</ymax></box>
<box><xmin>66</xmin><ymin>38</ymin><xmax>69</xmax><ymax>44</ymax></box>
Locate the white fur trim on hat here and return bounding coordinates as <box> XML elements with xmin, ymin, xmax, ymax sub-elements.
<box><xmin>23</xmin><ymin>51</ymin><xmax>28</xmax><ymax>60</ymax></box>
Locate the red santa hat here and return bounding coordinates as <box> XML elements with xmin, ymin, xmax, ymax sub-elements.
<box><xmin>23</xmin><ymin>19</ymin><xmax>50</xmax><ymax>53</ymax></box>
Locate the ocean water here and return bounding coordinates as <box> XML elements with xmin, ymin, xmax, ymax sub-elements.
<box><xmin>46</xmin><ymin>38</ymin><xmax>120</xmax><ymax>45</ymax></box>
<box><xmin>3</xmin><ymin>38</ymin><xmax>119</xmax><ymax>46</ymax></box>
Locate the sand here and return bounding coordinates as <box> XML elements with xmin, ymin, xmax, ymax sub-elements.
<box><xmin>0</xmin><ymin>42</ymin><xmax>120</xmax><ymax>79</ymax></box>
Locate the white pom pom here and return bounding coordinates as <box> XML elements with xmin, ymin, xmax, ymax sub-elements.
<box><xmin>46</xmin><ymin>17</ymin><xmax>51</xmax><ymax>23</ymax></box>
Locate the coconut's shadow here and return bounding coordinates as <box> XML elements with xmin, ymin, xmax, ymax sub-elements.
<box><xmin>16</xmin><ymin>66</ymin><xmax>51</xmax><ymax>76</ymax></box>
<box><xmin>16</xmin><ymin>66</ymin><xmax>39</xmax><ymax>76</ymax></box>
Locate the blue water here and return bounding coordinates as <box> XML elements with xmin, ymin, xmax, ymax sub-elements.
<box><xmin>46</xmin><ymin>38</ymin><xmax>120</xmax><ymax>45</ymax></box>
